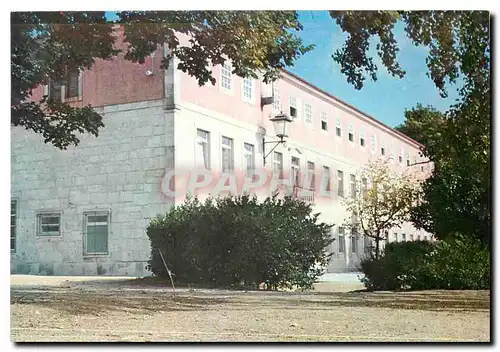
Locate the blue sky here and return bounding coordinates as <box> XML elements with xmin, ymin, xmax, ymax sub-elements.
<box><xmin>106</xmin><ymin>11</ymin><xmax>458</xmax><ymax>127</ymax></box>
<box><xmin>290</xmin><ymin>11</ymin><xmax>458</xmax><ymax>127</ymax></box>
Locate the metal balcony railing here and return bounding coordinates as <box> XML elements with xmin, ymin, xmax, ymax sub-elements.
<box><xmin>292</xmin><ymin>185</ymin><xmax>315</xmax><ymax>204</ymax></box>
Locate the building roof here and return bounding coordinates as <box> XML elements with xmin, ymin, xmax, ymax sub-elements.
<box><xmin>281</xmin><ymin>69</ymin><xmax>425</xmax><ymax>149</ymax></box>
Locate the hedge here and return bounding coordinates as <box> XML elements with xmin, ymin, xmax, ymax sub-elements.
<box><xmin>146</xmin><ymin>193</ymin><xmax>334</xmax><ymax>290</ymax></box>
<box><xmin>360</xmin><ymin>234</ymin><xmax>490</xmax><ymax>291</ymax></box>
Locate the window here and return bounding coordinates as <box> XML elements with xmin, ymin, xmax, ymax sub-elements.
<box><xmin>304</xmin><ymin>103</ymin><xmax>312</xmax><ymax>123</ymax></box>
<box><xmin>338</xmin><ymin>227</ymin><xmax>345</xmax><ymax>253</ymax></box>
<box><xmin>361</xmin><ymin>177</ymin><xmax>368</xmax><ymax>196</ymax></box>
<box><xmin>221</xmin><ymin>62</ymin><xmax>232</xmax><ymax>91</ymax></box>
<box><xmin>390</xmin><ymin>146</ymin><xmax>395</xmax><ymax>160</ymax></box>
<box><xmin>273</xmin><ymin>152</ymin><xmax>283</xmax><ymax>179</ymax></box>
<box><xmin>348</xmin><ymin>125</ymin><xmax>354</xmax><ymax>142</ymax></box>
<box><xmin>323</xmin><ymin>166</ymin><xmax>331</xmax><ymax>192</ymax></box>
<box><xmin>393</xmin><ymin>232</ymin><xmax>398</xmax><ymax>242</ymax></box>
<box><xmin>360</xmin><ymin>131</ymin><xmax>365</xmax><ymax>147</ymax></box>
<box><xmin>351</xmin><ymin>230</ymin><xmax>358</xmax><ymax>254</ymax></box>
<box><xmin>364</xmin><ymin>235</ymin><xmax>372</xmax><ymax>254</ymax></box>
<box><xmin>65</xmin><ymin>70</ymin><xmax>80</xmax><ymax>99</ymax></box>
<box><xmin>291</xmin><ymin>156</ymin><xmax>300</xmax><ymax>186</ymax></box>
<box><xmin>47</xmin><ymin>69</ymin><xmax>81</xmax><ymax>101</ymax></box>
<box><xmin>350</xmin><ymin>174</ymin><xmax>356</xmax><ymax>198</ymax></box>
<box><xmin>307</xmin><ymin>161</ymin><xmax>315</xmax><ymax>189</ymax></box>
<box><xmin>242</xmin><ymin>77</ymin><xmax>254</xmax><ymax>102</ymax></box>
<box><xmin>399</xmin><ymin>149</ymin><xmax>404</xmax><ymax>163</ymax></box>
<box><xmin>196</xmin><ymin>129</ymin><xmax>210</xmax><ymax>169</ymax></box>
<box><xmin>244</xmin><ymin>143</ymin><xmax>255</xmax><ymax>179</ymax></box>
<box><xmin>11</xmin><ymin>200</ymin><xmax>17</xmax><ymax>252</ymax></box>
<box><xmin>272</xmin><ymin>85</ymin><xmax>281</xmax><ymax>113</ymax></box>
<box><xmin>84</xmin><ymin>212</ymin><xmax>109</xmax><ymax>255</ymax></box>
<box><xmin>289</xmin><ymin>96</ymin><xmax>297</xmax><ymax>118</ymax></box>
<box><xmin>402</xmin><ymin>233</ymin><xmax>406</xmax><ymax>242</ymax></box>
<box><xmin>417</xmin><ymin>235</ymin><xmax>421</xmax><ymax>241</ymax></box>
<box><xmin>321</xmin><ymin>112</ymin><xmax>328</xmax><ymax>131</ymax></box>
<box><xmin>371</xmin><ymin>135</ymin><xmax>377</xmax><ymax>152</ymax></box>
<box><xmin>406</xmin><ymin>153</ymin><xmax>411</xmax><ymax>166</ymax></box>
<box><xmin>37</xmin><ymin>213</ymin><xmax>61</xmax><ymax>236</ymax></box>
<box><xmin>221</xmin><ymin>136</ymin><xmax>234</xmax><ymax>173</ymax></box>
<box><xmin>337</xmin><ymin>170</ymin><xmax>344</xmax><ymax>198</ymax></box>
<box><xmin>421</xmin><ymin>166</ymin><xmax>424</xmax><ymax>172</ymax></box>
<box><xmin>381</xmin><ymin>147</ymin><xmax>386</xmax><ymax>156</ymax></box>
<box><xmin>410</xmin><ymin>234</ymin><xmax>414</xmax><ymax>241</ymax></box>
<box><xmin>335</xmin><ymin>117</ymin><xmax>342</xmax><ymax>137</ymax></box>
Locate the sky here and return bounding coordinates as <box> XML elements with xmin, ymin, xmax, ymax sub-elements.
<box><xmin>105</xmin><ymin>11</ymin><xmax>459</xmax><ymax>128</ymax></box>
<box><xmin>290</xmin><ymin>11</ymin><xmax>459</xmax><ymax>127</ymax></box>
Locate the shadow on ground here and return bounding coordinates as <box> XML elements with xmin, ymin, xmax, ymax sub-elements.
<box><xmin>11</xmin><ymin>281</ymin><xmax>490</xmax><ymax>317</ymax></box>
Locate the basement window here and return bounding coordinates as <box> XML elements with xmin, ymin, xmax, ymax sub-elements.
<box><xmin>37</xmin><ymin>213</ymin><xmax>61</xmax><ymax>236</ymax></box>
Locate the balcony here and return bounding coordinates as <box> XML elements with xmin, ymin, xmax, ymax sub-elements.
<box><xmin>292</xmin><ymin>185</ymin><xmax>315</xmax><ymax>204</ymax></box>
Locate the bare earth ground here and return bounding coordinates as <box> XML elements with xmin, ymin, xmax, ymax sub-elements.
<box><xmin>10</xmin><ymin>275</ymin><xmax>490</xmax><ymax>342</ymax></box>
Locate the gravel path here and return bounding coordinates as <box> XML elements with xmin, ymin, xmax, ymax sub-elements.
<box><xmin>10</xmin><ymin>275</ymin><xmax>490</xmax><ymax>342</ymax></box>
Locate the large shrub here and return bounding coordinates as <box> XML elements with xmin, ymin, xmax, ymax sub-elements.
<box><xmin>146</xmin><ymin>193</ymin><xmax>334</xmax><ymax>290</ymax></box>
<box><xmin>360</xmin><ymin>235</ymin><xmax>490</xmax><ymax>291</ymax></box>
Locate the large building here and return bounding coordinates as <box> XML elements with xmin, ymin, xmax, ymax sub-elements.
<box><xmin>11</xmin><ymin>30</ymin><xmax>432</xmax><ymax>276</ymax></box>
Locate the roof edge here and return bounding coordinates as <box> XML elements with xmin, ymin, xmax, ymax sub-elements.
<box><xmin>280</xmin><ymin>69</ymin><xmax>425</xmax><ymax>149</ymax></box>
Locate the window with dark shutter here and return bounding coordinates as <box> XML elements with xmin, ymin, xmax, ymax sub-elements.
<box><xmin>65</xmin><ymin>71</ymin><xmax>80</xmax><ymax>99</ymax></box>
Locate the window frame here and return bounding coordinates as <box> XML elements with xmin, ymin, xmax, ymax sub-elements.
<box><xmin>304</xmin><ymin>103</ymin><xmax>312</xmax><ymax>123</ymax></box>
<box><xmin>243</xmin><ymin>142</ymin><xmax>255</xmax><ymax>179</ymax></box>
<box><xmin>337</xmin><ymin>170</ymin><xmax>344</xmax><ymax>198</ymax></box>
<box><xmin>335</xmin><ymin>117</ymin><xmax>342</xmax><ymax>137</ymax></box>
<box><xmin>289</xmin><ymin>96</ymin><xmax>298</xmax><ymax>118</ymax></box>
<box><xmin>291</xmin><ymin>156</ymin><xmax>300</xmax><ymax>186</ymax></box>
<box><xmin>37</xmin><ymin>212</ymin><xmax>62</xmax><ymax>237</ymax></box>
<box><xmin>338</xmin><ymin>227</ymin><xmax>345</xmax><ymax>254</ymax></box>
<box><xmin>350</xmin><ymin>174</ymin><xmax>356</xmax><ymax>198</ymax></box>
<box><xmin>273</xmin><ymin>151</ymin><xmax>284</xmax><ymax>179</ymax></box>
<box><xmin>83</xmin><ymin>211</ymin><xmax>110</xmax><ymax>256</ymax></box>
<box><xmin>272</xmin><ymin>85</ymin><xmax>281</xmax><ymax>113</ymax></box>
<box><xmin>320</xmin><ymin>112</ymin><xmax>328</xmax><ymax>131</ymax></box>
<box><xmin>323</xmin><ymin>166</ymin><xmax>331</xmax><ymax>192</ymax></box>
<box><xmin>307</xmin><ymin>161</ymin><xmax>315</xmax><ymax>190</ymax></box>
<box><xmin>196</xmin><ymin>129</ymin><xmax>211</xmax><ymax>170</ymax></box>
<box><xmin>242</xmin><ymin>76</ymin><xmax>255</xmax><ymax>103</ymax></box>
<box><xmin>348</xmin><ymin>125</ymin><xmax>354</xmax><ymax>142</ymax></box>
<box><xmin>11</xmin><ymin>199</ymin><xmax>18</xmax><ymax>253</ymax></box>
<box><xmin>220</xmin><ymin>62</ymin><xmax>233</xmax><ymax>92</ymax></box>
<box><xmin>221</xmin><ymin>136</ymin><xmax>235</xmax><ymax>173</ymax></box>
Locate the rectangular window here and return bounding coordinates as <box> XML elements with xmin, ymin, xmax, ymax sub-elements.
<box><xmin>350</xmin><ymin>174</ymin><xmax>356</xmax><ymax>198</ymax></box>
<box><xmin>48</xmin><ymin>79</ymin><xmax>62</xmax><ymax>101</ymax></box>
<box><xmin>321</xmin><ymin>112</ymin><xmax>328</xmax><ymax>131</ymax></box>
<box><xmin>351</xmin><ymin>230</ymin><xmax>358</xmax><ymax>254</ymax></box>
<box><xmin>272</xmin><ymin>85</ymin><xmax>281</xmax><ymax>113</ymax></box>
<box><xmin>221</xmin><ymin>136</ymin><xmax>234</xmax><ymax>173</ymax></box>
<box><xmin>394</xmin><ymin>233</ymin><xmax>398</xmax><ymax>242</ymax></box>
<box><xmin>37</xmin><ymin>213</ymin><xmax>61</xmax><ymax>236</ymax></box>
<box><xmin>196</xmin><ymin>129</ymin><xmax>211</xmax><ymax>169</ymax></box>
<box><xmin>371</xmin><ymin>135</ymin><xmax>376</xmax><ymax>152</ymax></box>
<box><xmin>289</xmin><ymin>96</ymin><xmax>297</xmax><ymax>118</ymax></box>
<box><xmin>406</xmin><ymin>153</ymin><xmax>411</xmax><ymax>166</ymax></box>
<box><xmin>399</xmin><ymin>149</ymin><xmax>404</xmax><ymax>163</ymax></box>
<box><xmin>221</xmin><ymin>62</ymin><xmax>232</xmax><ymax>91</ymax></box>
<box><xmin>417</xmin><ymin>235</ymin><xmax>421</xmax><ymax>241</ymax></box>
<box><xmin>402</xmin><ymin>233</ymin><xmax>406</xmax><ymax>242</ymax></box>
<box><xmin>323</xmin><ymin>166</ymin><xmax>331</xmax><ymax>192</ymax></box>
<box><xmin>410</xmin><ymin>234</ymin><xmax>414</xmax><ymax>241</ymax></box>
<box><xmin>307</xmin><ymin>161</ymin><xmax>315</xmax><ymax>189</ymax></box>
<box><xmin>242</xmin><ymin>77</ymin><xmax>254</xmax><ymax>102</ymax></box>
<box><xmin>84</xmin><ymin>212</ymin><xmax>109</xmax><ymax>255</ymax></box>
<box><xmin>65</xmin><ymin>70</ymin><xmax>80</xmax><ymax>99</ymax></box>
<box><xmin>11</xmin><ymin>200</ymin><xmax>17</xmax><ymax>252</ymax></box>
<box><xmin>360</xmin><ymin>131</ymin><xmax>365</xmax><ymax>147</ymax></box>
<box><xmin>361</xmin><ymin>177</ymin><xmax>368</xmax><ymax>196</ymax></box>
<box><xmin>304</xmin><ymin>103</ymin><xmax>312</xmax><ymax>123</ymax></box>
<box><xmin>381</xmin><ymin>147</ymin><xmax>386</xmax><ymax>156</ymax></box>
<box><xmin>364</xmin><ymin>236</ymin><xmax>372</xmax><ymax>254</ymax></box>
<box><xmin>337</xmin><ymin>170</ymin><xmax>344</xmax><ymax>198</ymax></box>
<box><xmin>335</xmin><ymin>117</ymin><xmax>342</xmax><ymax>137</ymax></box>
<box><xmin>390</xmin><ymin>146</ymin><xmax>395</xmax><ymax>160</ymax></box>
<box><xmin>244</xmin><ymin>143</ymin><xmax>255</xmax><ymax>179</ymax></box>
<box><xmin>273</xmin><ymin>152</ymin><xmax>283</xmax><ymax>179</ymax></box>
<box><xmin>338</xmin><ymin>227</ymin><xmax>345</xmax><ymax>253</ymax></box>
<box><xmin>291</xmin><ymin>156</ymin><xmax>300</xmax><ymax>186</ymax></box>
<box><xmin>348</xmin><ymin>125</ymin><xmax>354</xmax><ymax>142</ymax></box>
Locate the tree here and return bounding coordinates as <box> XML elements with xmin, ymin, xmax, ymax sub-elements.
<box><xmin>342</xmin><ymin>160</ymin><xmax>423</xmax><ymax>259</ymax></box>
<box><xmin>329</xmin><ymin>11</ymin><xmax>490</xmax><ymax>246</ymax></box>
<box><xmin>11</xmin><ymin>11</ymin><xmax>313</xmax><ymax>149</ymax></box>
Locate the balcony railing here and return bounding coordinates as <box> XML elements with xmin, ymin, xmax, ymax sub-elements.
<box><xmin>292</xmin><ymin>185</ymin><xmax>315</xmax><ymax>204</ymax></box>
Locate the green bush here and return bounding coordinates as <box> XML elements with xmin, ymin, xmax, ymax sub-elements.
<box><xmin>146</xmin><ymin>193</ymin><xmax>334</xmax><ymax>290</ymax></box>
<box><xmin>360</xmin><ymin>235</ymin><xmax>490</xmax><ymax>291</ymax></box>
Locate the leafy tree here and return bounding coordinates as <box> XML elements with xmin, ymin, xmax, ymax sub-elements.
<box><xmin>11</xmin><ymin>11</ymin><xmax>313</xmax><ymax>149</ymax></box>
<box><xmin>329</xmin><ymin>11</ymin><xmax>490</xmax><ymax>246</ymax></box>
<box><xmin>342</xmin><ymin>160</ymin><xmax>423</xmax><ymax>259</ymax></box>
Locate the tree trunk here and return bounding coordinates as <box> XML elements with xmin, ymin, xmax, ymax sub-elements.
<box><xmin>375</xmin><ymin>236</ymin><xmax>381</xmax><ymax>259</ymax></box>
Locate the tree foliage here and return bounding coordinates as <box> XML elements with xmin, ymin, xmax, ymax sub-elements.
<box><xmin>11</xmin><ymin>11</ymin><xmax>313</xmax><ymax>149</ymax></box>
<box><xmin>330</xmin><ymin>11</ymin><xmax>490</xmax><ymax>247</ymax></box>
<box><xmin>342</xmin><ymin>160</ymin><xmax>423</xmax><ymax>259</ymax></box>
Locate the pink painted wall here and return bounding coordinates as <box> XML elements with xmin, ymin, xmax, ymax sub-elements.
<box><xmin>28</xmin><ymin>27</ymin><xmax>164</xmax><ymax>108</ymax></box>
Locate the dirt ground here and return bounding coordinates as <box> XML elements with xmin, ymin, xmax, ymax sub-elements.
<box><xmin>10</xmin><ymin>275</ymin><xmax>491</xmax><ymax>342</ymax></box>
